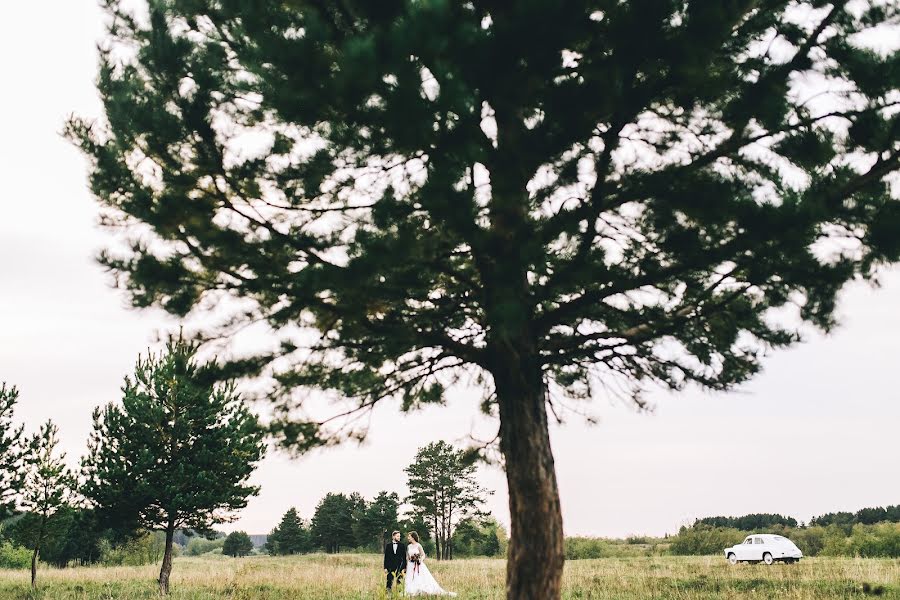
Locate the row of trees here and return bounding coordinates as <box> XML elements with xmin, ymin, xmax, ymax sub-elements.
<box><xmin>264</xmin><ymin>442</ymin><xmax>500</xmax><ymax>560</ymax></box>
<box><xmin>265</xmin><ymin>498</ymin><xmax>506</xmax><ymax>559</ymax></box>
<box><xmin>810</xmin><ymin>505</ymin><xmax>900</xmax><ymax>528</ymax></box>
<box><xmin>0</xmin><ymin>339</ymin><xmax>267</xmax><ymax>593</ymax></box>
<box><xmin>694</xmin><ymin>506</ymin><xmax>900</xmax><ymax>531</ymax></box>
<box><xmin>0</xmin><ymin>385</ymin><xmax>75</xmax><ymax>588</ymax></box>
<box><xmin>694</xmin><ymin>514</ymin><xmax>799</xmax><ymax>530</ymax></box>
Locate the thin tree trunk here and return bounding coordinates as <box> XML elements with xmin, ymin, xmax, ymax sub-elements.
<box><xmin>31</xmin><ymin>515</ymin><xmax>47</xmax><ymax>589</ymax></box>
<box><xmin>30</xmin><ymin>545</ymin><xmax>39</xmax><ymax>589</ymax></box>
<box><xmin>158</xmin><ymin>520</ymin><xmax>176</xmax><ymax>595</ymax></box>
<box><xmin>495</xmin><ymin>356</ymin><xmax>565</xmax><ymax>600</ymax></box>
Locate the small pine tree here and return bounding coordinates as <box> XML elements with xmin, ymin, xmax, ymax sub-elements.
<box><xmin>0</xmin><ymin>383</ymin><xmax>24</xmax><ymax>520</ymax></box>
<box><xmin>20</xmin><ymin>421</ymin><xmax>75</xmax><ymax>589</ymax></box>
<box><xmin>222</xmin><ymin>531</ymin><xmax>254</xmax><ymax>557</ymax></box>
<box><xmin>81</xmin><ymin>339</ymin><xmax>266</xmax><ymax>594</ymax></box>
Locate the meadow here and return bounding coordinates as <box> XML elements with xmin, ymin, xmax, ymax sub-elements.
<box><xmin>0</xmin><ymin>553</ymin><xmax>897</xmax><ymax>599</ymax></box>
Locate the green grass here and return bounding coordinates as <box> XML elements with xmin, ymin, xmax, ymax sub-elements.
<box><xmin>0</xmin><ymin>554</ymin><xmax>897</xmax><ymax>599</ymax></box>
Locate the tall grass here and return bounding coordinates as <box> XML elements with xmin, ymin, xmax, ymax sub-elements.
<box><xmin>0</xmin><ymin>553</ymin><xmax>897</xmax><ymax>599</ymax></box>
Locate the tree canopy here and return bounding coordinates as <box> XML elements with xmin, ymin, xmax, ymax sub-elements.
<box><xmin>69</xmin><ymin>1</ymin><xmax>900</xmax><ymax>596</ymax></box>
<box><xmin>310</xmin><ymin>492</ymin><xmax>364</xmax><ymax>553</ymax></box>
<box><xmin>223</xmin><ymin>531</ymin><xmax>254</xmax><ymax>557</ymax></box>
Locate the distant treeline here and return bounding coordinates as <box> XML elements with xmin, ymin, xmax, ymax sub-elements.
<box><xmin>693</xmin><ymin>505</ymin><xmax>900</xmax><ymax>530</ymax></box>
<box><xmin>694</xmin><ymin>513</ymin><xmax>797</xmax><ymax>530</ymax></box>
<box><xmin>810</xmin><ymin>505</ymin><xmax>900</xmax><ymax>527</ymax></box>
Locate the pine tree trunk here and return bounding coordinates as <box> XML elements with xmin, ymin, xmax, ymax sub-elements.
<box><xmin>31</xmin><ymin>515</ymin><xmax>47</xmax><ymax>589</ymax></box>
<box><xmin>30</xmin><ymin>545</ymin><xmax>38</xmax><ymax>589</ymax></box>
<box><xmin>495</xmin><ymin>356</ymin><xmax>565</xmax><ymax>600</ymax></box>
<box><xmin>158</xmin><ymin>521</ymin><xmax>176</xmax><ymax>595</ymax></box>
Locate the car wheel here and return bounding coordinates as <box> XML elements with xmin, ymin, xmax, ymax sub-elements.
<box><xmin>763</xmin><ymin>552</ymin><xmax>774</xmax><ymax>565</ymax></box>
<box><xmin>727</xmin><ymin>553</ymin><xmax>738</xmax><ymax>565</ymax></box>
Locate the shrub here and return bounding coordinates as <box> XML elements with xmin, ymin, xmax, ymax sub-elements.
<box><xmin>101</xmin><ymin>532</ymin><xmax>180</xmax><ymax>566</ymax></box>
<box><xmin>668</xmin><ymin>525</ymin><xmax>745</xmax><ymax>556</ymax></box>
<box><xmin>0</xmin><ymin>540</ymin><xmax>30</xmax><ymax>569</ymax></box>
<box><xmin>186</xmin><ymin>537</ymin><xmax>225</xmax><ymax>556</ymax></box>
<box><xmin>845</xmin><ymin>523</ymin><xmax>900</xmax><ymax>558</ymax></box>
<box><xmin>564</xmin><ymin>537</ymin><xmax>610</xmax><ymax>560</ymax></box>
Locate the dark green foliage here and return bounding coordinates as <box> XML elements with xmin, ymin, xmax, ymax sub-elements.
<box><xmin>266</xmin><ymin>508</ymin><xmax>312</xmax><ymax>555</ymax></box>
<box><xmin>66</xmin><ymin>0</ymin><xmax>900</xmax><ymax>445</ymax></box>
<box><xmin>695</xmin><ymin>514</ymin><xmax>798</xmax><ymax>530</ymax></box>
<box><xmin>222</xmin><ymin>531</ymin><xmax>254</xmax><ymax>557</ymax></box>
<box><xmin>81</xmin><ymin>338</ymin><xmax>266</xmax><ymax>593</ymax></box>
<box><xmin>81</xmin><ymin>339</ymin><xmax>265</xmax><ymax>534</ymax></box>
<box><xmin>398</xmin><ymin>515</ymin><xmax>435</xmax><ymax>557</ymax></box>
<box><xmin>811</xmin><ymin>505</ymin><xmax>900</xmax><ymax>527</ymax></box>
<box><xmin>19</xmin><ymin>421</ymin><xmax>76</xmax><ymax>587</ymax></box>
<box><xmin>5</xmin><ymin>508</ymin><xmax>102</xmax><ymax>568</ymax></box>
<box><xmin>353</xmin><ymin>491</ymin><xmax>401</xmax><ymax>552</ymax></box>
<box><xmin>67</xmin><ymin>2</ymin><xmax>900</xmax><ymax>595</ymax></box>
<box><xmin>310</xmin><ymin>493</ymin><xmax>361</xmax><ymax>553</ymax></box>
<box><xmin>0</xmin><ymin>384</ymin><xmax>24</xmax><ymax>520</ymax></box>
<box><xmin>452</xmin><ymin>517</ymin><xmax>505</xmax><ymax>557</ymax></box>
<box><xmin>405</xmin><ymin>441</ymin><xmax>490</xmax><ymax>560</ymax></box>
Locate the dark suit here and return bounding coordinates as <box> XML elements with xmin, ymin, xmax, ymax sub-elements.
<box><xmin>384</xmin><ymin>540</ymin><xmax>407</xmax><ymax>590</ymax></box>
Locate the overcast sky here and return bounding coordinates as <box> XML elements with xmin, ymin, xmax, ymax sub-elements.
<box><xmin>1</xmin><ymin>1</ymin><xmax>898</xmax><ymax>539</ymax></box>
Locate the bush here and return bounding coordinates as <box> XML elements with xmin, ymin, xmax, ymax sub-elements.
<box><xmin>668</xmin><ymin>525</ymin><xmax>745</xmax><ymax>556</ymax></box>
<box><xmin>223</xmin><ymin>531</ymin><xmax>254</xmax><ymax>557</ymax></box>
<box><xmin>186</xmin><ymin>537</ymin><xmax>225</xmax><ymax>556</ymax></box>
<box><xmin>844</xmin><ymin>523</ymin><xmax>900</xmax><ymax>558</ymax></box>
<box><xmin>101</xmin><ymin>532</ymin><xmax>180</xmax><ymax>566</ymax></box>
<box><xmin>452</xmin><ymin>518</ymin><xmax>506</xmax><ymax>557</ymax></box>
<box><xmin>0</xmin><ymin>540</ymin><xmax>31</xmax><ymax>569</ymax></box>
<box><xmin>564</xmin><ymin>537</ymin><xmax>610</xmax><ymax>560</ymax></box>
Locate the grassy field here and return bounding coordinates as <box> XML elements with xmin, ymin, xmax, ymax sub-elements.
<box><xmin>0</xmin><ymin>554</ymin><xmax>897</xmax><ymax>599</ymax></box>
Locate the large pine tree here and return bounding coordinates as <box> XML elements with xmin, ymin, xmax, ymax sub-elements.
<box><xmin>405</xmin><ymin>441</ymin><xmax>490</xmax><ymax>560</ymax></box>
<box><xmin>0</xmin><ymin>383</ymin><xmax>24</xmax><ymax>520</ymax></box>
<box><xmin>68</xmin><ymin>2</ymin><xmax>900</xmax><ymax>596</ymax></box>
<box><xmin>81</xmin><ymin>339</ymin><xmax>266</xmax><ymax>594</ymax></box>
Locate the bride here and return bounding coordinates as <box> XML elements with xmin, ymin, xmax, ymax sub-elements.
<box><xmin>404</xmin><ymin>532</ymin><xmax>457</xmax><ymax>597</ymax></box>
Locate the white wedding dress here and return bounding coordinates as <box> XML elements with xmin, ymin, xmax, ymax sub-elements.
<box><xmin>404</xmin><ymin>542</ymin><xmax>457</xmax><ymax>597</ymax></box>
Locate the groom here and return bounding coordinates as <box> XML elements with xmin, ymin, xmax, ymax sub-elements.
<box><xmin>383</xmin><ymin>530</ymin><xmax>406</xmax><ymax>592</ymax></box>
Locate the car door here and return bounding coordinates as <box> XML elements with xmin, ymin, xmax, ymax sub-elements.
<box><xmin>752</xmin><ymin>537</ymin><xmax>766</xmax><ymax>561</ymax></box>
<box><xmin>736</xmin><ymin>536</ymin><xmax>754</xmax><ymax>560</ymax></box>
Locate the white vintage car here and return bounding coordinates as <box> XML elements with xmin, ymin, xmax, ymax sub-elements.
<box><xmin>724</xmin><ymin>534</ymin><xmax>803</xmax><ymax>565</ymax></box>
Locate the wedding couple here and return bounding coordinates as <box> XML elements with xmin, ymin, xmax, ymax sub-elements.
<box><xmin>384</xmin><ymin>531</ymin><xmax>457</xmax><ymax>596</ymax></box>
